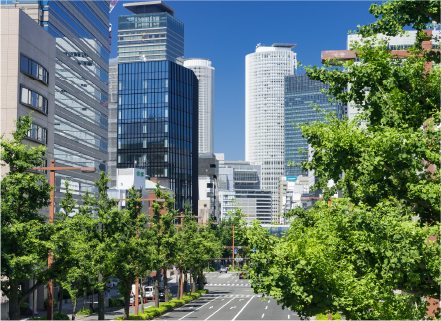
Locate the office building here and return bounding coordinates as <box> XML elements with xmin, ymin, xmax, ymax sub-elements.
<box><xmin>198</xmin><ymin>153</ymin><xmax>219</xmax><ymax>222</ymax></box>
<box><xmin>117</xmin><ymin>1</ymin><xmax>198</xmax><ymax>211</ymax></box>
<box><xmin>245</xmin><ymin>43</ymin><xmax>297</xmax><ymax>220</ymax></box>
<box><xmin>108</xmin><ymin>63</ymin><xmax>118</xmax><ymax>187</ymax></box>
<box><xmin>1</xmin><ymin>8</ymin><xmax>56</xmax><ymax>312</ymax></box>
<box><xmin>12</xmin><ymin>0</ymin><xmax>110</xmax><ymax>210</ymax></box>
<box><xmin>284</xmin><ymin>74</ymin><xmax>343</xmax><ymax>177</ymax></box>
<box><xmin>217</xmin><ymin>156</ymin><xmax>272</xmax><ymax>224</ymax></box>
<box><xmin>118</xmin><ymin>1</ymin><xmax>184</xmax><ymax>64</ymax></box>
<box><xmin>184</xmin><ymin>59</ymin><xmax>215</xmax><ymax>155</ymax></box>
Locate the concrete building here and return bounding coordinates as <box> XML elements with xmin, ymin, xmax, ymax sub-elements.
<box><xmin>118</xmin><ymin>1</ymin><xmax>184</xmax><ymax>65</ymax></box>
<box><xmin>278</xmin><ymin>176</ymin><xmax>309</xmax><ymax>224</ymax></box>
<box><xmin>1</xmin><ymin>7</ymin><xmax>56</xmax><ymax>313</ymax></box>
<box><xmin>184</xmin><ymin>59</ymin><xmax>214</xmax><ymax>155</ymax></box>
<box><xmin>245</xmin><ymin>43</ymin><xmax>297</xmax><ymax>221</ymax></box>
<box><xmin>217</xmin><ymin>155</ymin><xmax>272</xmax><ymax>224</ymax></box>
<box><xmin>198</xmin><ymin>153</ymin><xmax>219</xmax><ymax>222</ymax></box>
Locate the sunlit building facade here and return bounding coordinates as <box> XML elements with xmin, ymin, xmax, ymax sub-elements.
<box><xmin>245</xmin><ymin>43</ymin><xmax>297</xmax><ymax>220</ymax></box>
<box><xmin>183</xmin><ymin>58</ymin><xmax>214</xmax><ymax>155</ymax></box>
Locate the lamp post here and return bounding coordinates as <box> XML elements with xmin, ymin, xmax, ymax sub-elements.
<box><xmin>32</xmin><ymin>160</ymin><xmax>95</xmax><ymax>320</ymax></box>
<box><xmin>223</xmin><ymin>226</ymin><xmax>235</xmax><ymax>269</ymax></box>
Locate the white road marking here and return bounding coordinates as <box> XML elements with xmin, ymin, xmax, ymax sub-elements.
<box><xmin>232</xmin><ymin>297</ymin><xmax>254</xmax><ymax>321</ymax></box>
<box><xmin>288</xmin><ymin>315</ymin><xmax>290</xmax><ymax>319</ymax></box>
<box><xmin>268</xmin><ymin>300</ymin><xmax>270</xmax><ymax>303</ymax></box>
<box><xmin>209</xmin><ymin>306</ymin><xmax>213</xmax><ymax>309</ymax></box>
<box><xmin>204</xmin><ymin>297</ymin><xmax>235</xmax><ymax>320</ymax></box>
<box><xmin>178</xmin><ymin>297</ymin><xmax>217</xmax><ymax>320</ymax></box>
<box><xmin>261</xmin><ymin>314</ymin><xmax>265</xmax><ymax>318</ymax></box>
<box><xmin>265</xmin><ymin>306</ymin><xmax>268</xmax><ymax>309</ymax></box>
<box><xmin>239</xmin><ymin>299</ymin><xmax>244</xmax><ymax>301</ymax></box>
<box><xmin>230</xmin><ymin>306</ymin><xmax>236</xmax><ymax>309</ymax></box>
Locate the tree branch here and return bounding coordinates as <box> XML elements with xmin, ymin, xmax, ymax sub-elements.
<box><xmin>18</xmin><ymin>280</ymin><xmax>44</xmax><ymax>307</ymax></box>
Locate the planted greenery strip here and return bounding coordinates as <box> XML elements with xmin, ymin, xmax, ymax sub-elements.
<box><xmin>114</xmin><ymin>290</ymin><xmax>208</xmax><ymax>320</ymax></box>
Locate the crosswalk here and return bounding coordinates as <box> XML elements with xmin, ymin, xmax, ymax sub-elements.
<box><xmin>206</xmin><ymin>283</ymin><xmax>251</xmax><ymax>287</ymax></box>
<box><xmin>203</xmin><ymin>294</ymin><xmax>260</xmax><ymax>298</ymax></box>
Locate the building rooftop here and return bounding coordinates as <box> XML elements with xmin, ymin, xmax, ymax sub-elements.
<box><xmin>272</xmin><ymin>43</ymin><xmax>297</xmax><ymax>49</ymax></box>
<box><xmin>123</xmin><ymin>1</ymin><xmax>174</xmax><ymax>16</ymax></box>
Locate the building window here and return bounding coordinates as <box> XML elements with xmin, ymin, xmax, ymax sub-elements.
<box><xmin>207</xmin><ymin>183</ymin><xmax>213</xmax><ymax>188</ymax></box>
<box><xmin>26</xmin><ymin>123</ymin><xmax>47</xmax><ymax>145</ymax></box>
<box><xmin>20</xmin><ymin>86</ymin><xmax>48</xmax><ymax>115</ymax></box>
<box><xmin>209</xmin><ymin>164</ymin><xmax>216</xmax><ymax>168</ymax></box>
<box><xmin>20</xmin><ymin>55</ymin><xmax>49</xmax><ymax>85</ymax></box>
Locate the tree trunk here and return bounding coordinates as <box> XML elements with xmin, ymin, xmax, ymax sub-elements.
<box><xmin>98</xmin><ymin>270</ymin><xmax>105</xmax><ymax>320</ymax></box>
<box><xmin>90</xmin><ymin>289</ymin><xmax>94</xmax><ymax>309</ymax></box>
<box><xmin>72</xmin><ymin>284</ymin><xmax>79</xmax><ymax>320</ymax></box>
<box><xmin>154</xmin><ymin>271</ymin><xmax>160</xmax><ymax>308</ymax></box>
<box><xmin>199</xmin><ymin>267</ymin><xmax>204</xmax><ymax>290</ymax></box>
<box><xmin>177</xmin><ymin>269</ymin><xmax>181</xmax><ymax>300</ymax></box>
<box><xmin>192</xmin><ymin>271</ymin><xmax>197</xmax><ymax>293</ymax></box>
<box><xmin>164</xmin><ymin>268</ymin><xmax>169</xmax><ymax>302</ymax></box>
<box><xmin>140</xmin><ymin>277</ymin><xmax>144</xmax><ymax>314</ymax></box>
<box><xmin>123</xmin><ymin>280</ymin><xmax>131</xmax><ymax>320</ymax></box>
<box><xmin>58</xmin><ymin>285</ymin><xmax>63</xmax><ymax>314</ymax></box>
<box><xmin>9</xmin><ymin>280</ymin><xmax>20</xmax><ymax>321</ymax></box>
<box><xmin>82</xmin><ymin>288</ymin><xmax>87</xmax><ymax>310</ymax></box>
<box><xmin>183</xmin><ymin>269</ymin><xmax>188</xmax><ymax>296</ymax></box>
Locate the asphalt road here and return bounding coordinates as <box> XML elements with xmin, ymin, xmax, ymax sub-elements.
<box><xmin>158</xmin><ymin>271</ymin><xmax>301</xmax><ymax>321</ymax></box>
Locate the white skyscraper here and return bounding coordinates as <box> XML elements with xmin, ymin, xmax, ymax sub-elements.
<box><xmin>245</xmin><ymin>43</ymin><xmax>297</xmax><ymax>220</ymax></box>
<box><xmin>184</xmin><ymin>58</ymin><xmax>215</xmax><ymax>155</ymax></box>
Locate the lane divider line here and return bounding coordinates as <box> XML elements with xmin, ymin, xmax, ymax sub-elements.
<box><xmin>231</xmin><ymin>296</ymin><xmax>254</xmax><ymax>321</ymax></box>
<box><xmin>204</xmin><ymin>297</ymin><xmax>235</xmax><ymax>321</ymax></box>
<box><xmin>178</xmin><ymin>296</ymin><xmax>217</xmax><ymax>321</ymax></box>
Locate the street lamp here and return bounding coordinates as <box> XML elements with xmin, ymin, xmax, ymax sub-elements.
<box><xmin>32</xmin><ymin>160</ymin><xmax>96</xmax><ymax>320</ymax></box>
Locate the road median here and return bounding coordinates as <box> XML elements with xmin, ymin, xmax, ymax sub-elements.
<box><xmin>114</xmin><ymin>289</ymin><xmax>209</xmax><ymax>320</ymax></box>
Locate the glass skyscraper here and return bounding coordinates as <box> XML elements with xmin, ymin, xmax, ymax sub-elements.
<box><xmin>117</xmin><ymin>61</ymin><xmax>198</xmax><ymax>210</ymax></box>
<box><xmin>118</xmin><ymin>1</ymin><xmax>184</xmax><ymax>64</ymax></box>
<box><xmin>284</xmin><ymin>74</ymin><xmax>343</xmax><ymax>177</ymax></box>
<box><xmin>15</xmin><ymin>0</ymin><xmax>110</xmax><ymax>209</ymax></box>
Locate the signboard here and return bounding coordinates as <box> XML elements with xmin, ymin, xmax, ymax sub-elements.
<box><xmin>136</xmin><ymin>170</ymin><xmax>144</xmax><ymax>177</ymax></box>
<box><xmin>286</xmin><ymin>177</ymin><xmax>297</xmax><ymax>181</ymax></box>
<box><xmin>234</xmin><ymin>258</ymin><xmax>243</xmax><ymax>262</ymax></box>
<box><xmin>237</xmin><ymin>246</ymin><xmax>242</xmax><ymax>249</ymax></box>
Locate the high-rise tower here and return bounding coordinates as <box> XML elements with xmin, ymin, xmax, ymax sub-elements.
<box><xmin>184</xmin><ymin>58</ymin><xmax>214</xmax><ymax>155</ymax></box>
<box><xmin>117</xmin><ymin>1</ymin><xmax>198</xmax><ymax>210</ymax></box>
<box><xmin>118</xmin><ymin>1</ymin><xmax>184</xmax><ymax>65</ymax></box>
<box><xmin>245</xmin><ymin>43</ymin><xmax>297</xmax><ymax>220</ymax></box>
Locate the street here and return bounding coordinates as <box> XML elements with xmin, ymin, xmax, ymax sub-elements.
<box><xmin>157</xmin><ymin>271</ymin><xmax>301</xmax><ymax>321</ymax></box>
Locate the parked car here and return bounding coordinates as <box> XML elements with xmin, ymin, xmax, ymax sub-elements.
<box><xmin>157</xmin><ymin>288</ymin><xmax>165</xmax><ymax>302</ymax></box>
<box><xmin>220</xmin><ymin>267</ymin><xmax>228</xmax><ymax>273</ymax></box>
<box><xmin>239</xmin><ymin>273</ymin><xmax>244</xmax><ymax>279</ymax></box>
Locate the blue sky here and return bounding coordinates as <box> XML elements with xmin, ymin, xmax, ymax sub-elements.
<box><xmin>110</xmin><ymin>1</ymin><xmax>380</xmax><ymax>161</ymax></box>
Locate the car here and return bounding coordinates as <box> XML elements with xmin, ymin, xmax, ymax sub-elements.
<box><xmin>239</xmin><ymin>273</ymin><xmax>244</xmax><ymax>279</ymax></box>
<box><xmin>220</xmin><ymin>267</ymin><xmax>228</xmax><ymax>273</ymax></box>
<box><xmin>144</xmin><ymin>286</ymin><xmax>154</xmax><ymax>299</ymax></box>
<box><xmin>157</xmin><ymin>288</ymin><xmax>165</xmax><ymax>302</ymax></box>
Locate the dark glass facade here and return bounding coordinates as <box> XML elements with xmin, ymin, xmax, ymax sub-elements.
<box><xmin>117</xmin><ymin>60</ymin><xmax>198</xmax><ymax>210</ymax></box>
<box><xmin>284</xmin><ymin>74</ymin><xmax>343</xmax><ymax>177</ymax></box>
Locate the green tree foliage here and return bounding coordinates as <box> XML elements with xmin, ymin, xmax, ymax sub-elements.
<box><xmin>247</xmin><ymin>0</ymin><xmax>440</xmax><ymax>318</ymax></box>
<box><xmin>1</xmin><ymin>115</ymin><xmax>53</xmax><ymax>320</ymax></box>
<box><xmin>248</xmin><ymin>200</ymin><xmax>439</xmax><ymax>319</ymax></box>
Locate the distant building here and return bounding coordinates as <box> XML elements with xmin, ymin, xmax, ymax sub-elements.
<box><xmin>198</xmin><ymin>153</ymin><xmax>219</xmax><ymax>222</ymax></box>
<box><xmin>184</xmin><ymin>59</ymin><xmax>215</xmax><ymax>155</ymax></box>
<box><xmin>284</xmin><ymin>74</ymin><xmax>344</xmax><ymax>177</ymax></box>
<box><xmin>118</xmin><ymin>1</ymin><xmax>184</xmax><ymax>65</ymax></box>
<box><xmin>108</xmin><ymin>64</ymin><xmax>118</xmax><ymax>187</ymax></box>
<box><xmin>245</xmin><ymin>43</ymin><xmax>297</xmax><ymax>221</ymax></box>
<box><xmin>217</xmin><ymin>155</ymin><xmax>272</xmax><ymax>224</ymax></box>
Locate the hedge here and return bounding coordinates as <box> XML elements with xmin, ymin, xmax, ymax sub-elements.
<box><xmin>109</xmin><ymin>297</ymin><xmax>125</xmax><ymax>307</ymax></box>
<box><xmin>76</xmin><ymin>308</ymin><xmax>98</xmax><ymax>315</ymax></box>
<box><xmin>29</xmin><ymin>312</ymin><xmax>70</xmax><ymax>320</ymax></box>
<box><xmin>316</xmin><ymin>312</ymin><xmax>342</xmax><ymax>320</ymax></box>
<box><xmin>114</xmin><ymin>291</ymin><xmax>209</xmax><ymax>320</ymax></box>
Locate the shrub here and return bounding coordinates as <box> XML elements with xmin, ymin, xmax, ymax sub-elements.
<box><xmin>316</xmin><ymin>312</ymin><xmax>341</xmax><ymax>320</ymax></box>
<box><xmin>109</xmin><ymin>297</ymin><xmax>125</xmax><ymax>307</ymax></box>
<box><xmin>145</xmin><ymin>307</ymin><xmax>161</xmax><ymax>317</ymax></box>
<box><xmin>77</xmin><ymin>308</ymin><xmax>94</xmax><ymax>315</ymax></box>
<box><xmin>197</xmin><ymin>289</ymin><xmax>208</xmax><ymax>294</ymax></box>
<box><xmin>43</xmin><ymin>299</ymin><xmax>57</xmax><ymax>310</ymax></box>
<box><xmin>53</xmin><ymin>312</ymin><xmax>70</xmax><ymax>320</ymax></box>
<box><xmin>20</xmin><ymin>302</ymin><xmax>30</xmax><ymax>313</ymax></box>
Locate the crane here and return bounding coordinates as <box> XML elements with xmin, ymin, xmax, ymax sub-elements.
<box><xmin>109</xmin><ymin>0</ymin><xmax>119</xmax><ymax>52</ymax></box>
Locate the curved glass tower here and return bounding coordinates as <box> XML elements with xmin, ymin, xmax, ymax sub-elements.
<box><xmin>245</xmin><ymin>43</ymin><xmax>296</xmax><ymax>220</ymax></box>
<box><xmin>184</xmin><ymin>58</ymin><xmax>214</xmax><ymax>155</ymax></box>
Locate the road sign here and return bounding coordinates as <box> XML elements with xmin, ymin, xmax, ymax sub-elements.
<box><xmin>234</xmin><ymin>258</ymin><xmax>243</xmax><ymax>262</ymax></box>
<box><xmin>286</xmin><ymin>177</ymin><xmax>297</xmax><ymax>181</ymax></box>
<box><xmin>237</xmin><ymin>246</ymin><xmax>242</xmax><ymax>249</ymax></box>
<box><xmin>252</xmin><ymin>248</ymin><xmax>257</xmax><ymax>252</ymax></box>
<box><xmin>234</xmin><ymin>249</ymin><xmax>238</xmax><ymax>253</ymax></box>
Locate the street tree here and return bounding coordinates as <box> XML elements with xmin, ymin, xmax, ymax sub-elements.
<box><xmin>1</xmin><ymin>115</ymin><xmax>53</xmax><ymax>320</ymax></box>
